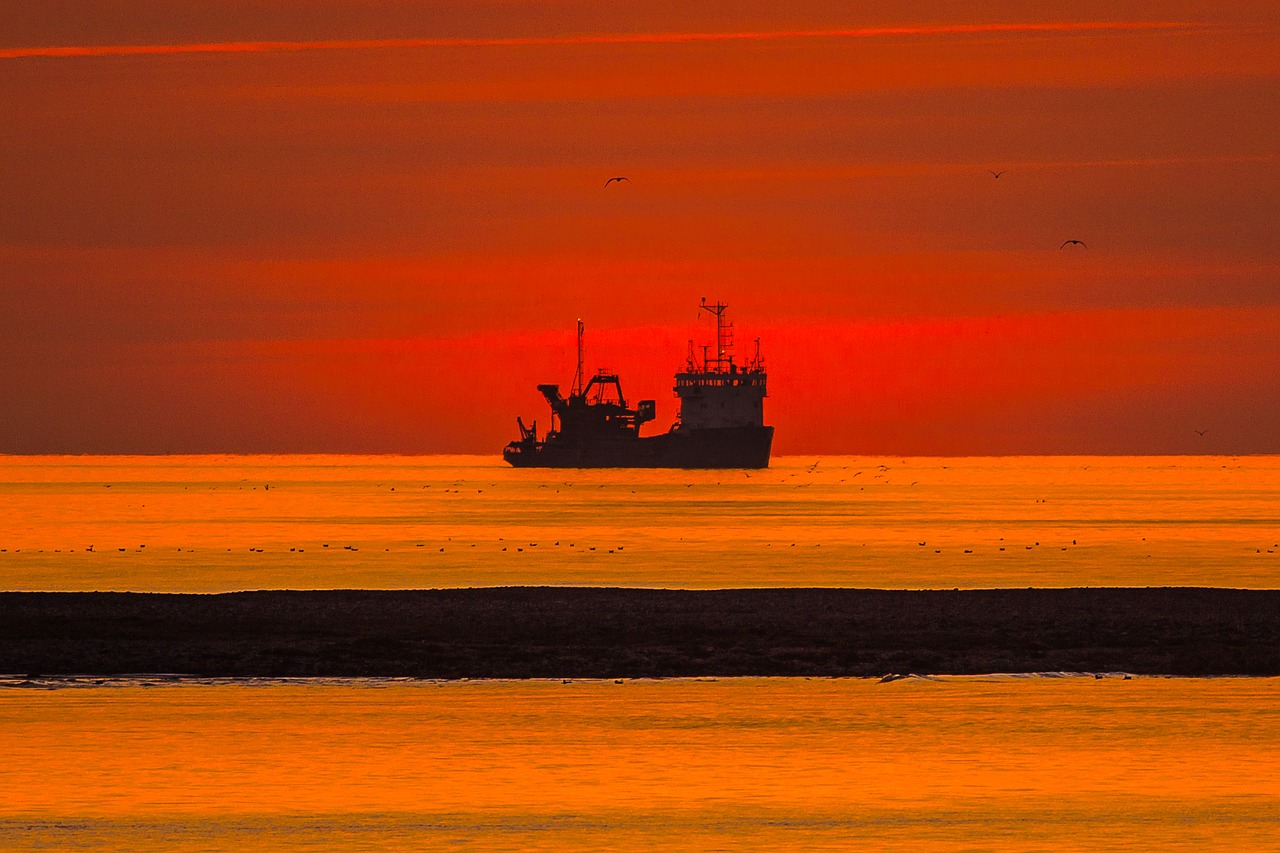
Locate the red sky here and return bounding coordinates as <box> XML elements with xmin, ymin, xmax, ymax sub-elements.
<box><xmin>2</xmin><ymin>1</ymin><xmax>1277</xmax><ymax>454</ymax></box>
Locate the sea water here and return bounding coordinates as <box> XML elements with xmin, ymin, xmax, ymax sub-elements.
<box><xmin>1</xmin><ymin>676</ymin><xmax>1278</xmax><ymax>851</ymax></box>
<box><xmin>1</xmin><ymin>454</ymin><xmax>1277</xmax><ymax>591</ymax></box>
<box><xmin>4</xmin><ymin>455</ymin><xmax>1279</xmax><ymax>851</ymax></box>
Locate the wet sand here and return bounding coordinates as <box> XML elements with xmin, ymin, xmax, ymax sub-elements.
<box><xmin>2</xmin><ymin>587</ymin><xmax>1277</xmax><ymax>678</ymax></box>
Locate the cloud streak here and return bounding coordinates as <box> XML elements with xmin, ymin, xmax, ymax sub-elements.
<box><xmin>0</xmin><ymin>21</ymin><xmax>1202</xmax><ymax>60</ymax></box>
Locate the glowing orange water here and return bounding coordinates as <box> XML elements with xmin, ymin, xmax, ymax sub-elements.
<box><xmin>2</xmin><ymin>455</ymin><xmax>1277</xmax><ymax>590</ymax></box>
<box><xmin>0</xmin><ymin>677</ymin><xmax>1277</xmax><ymax>851</ymax></box>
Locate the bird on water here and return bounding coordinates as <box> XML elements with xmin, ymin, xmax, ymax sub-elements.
<box><xmin>604</xmin><ymin>176</ymin><xmax>630</xmax><ymax>186</ymax></box>
<box><xmin>1060</xmin><ymin>239</ymin><xmax>1087</xmax><ymax>248</ymax></box>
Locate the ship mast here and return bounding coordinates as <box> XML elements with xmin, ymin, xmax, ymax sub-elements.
<box><xmin>571</xmin><ymin>318</ymin><xmax>584</xmax><ymax>397</ymax></box>
<box><xmin>698</xmin><ymin>297</ymin><xmax>734</xmax><ymax>372</ymax></box>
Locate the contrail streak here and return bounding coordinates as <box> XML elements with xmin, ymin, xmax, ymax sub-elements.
<box><xmin>0</xmin><ymin>21</ymin><xmax>1202</xmax><ymax>60</ymax></box>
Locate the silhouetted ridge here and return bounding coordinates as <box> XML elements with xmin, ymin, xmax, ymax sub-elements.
<box><xmin>2</xmin><ymin>587</ymin><xmax>1277</xmax><ymax>678</ymax></box>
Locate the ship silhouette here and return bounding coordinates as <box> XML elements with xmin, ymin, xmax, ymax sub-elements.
<box><xmin>503</xmin><ymin>299</ymin><xmax>773</xmax><ymax>468</ymax></box>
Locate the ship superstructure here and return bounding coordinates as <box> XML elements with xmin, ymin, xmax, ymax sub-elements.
<box><xmin>674</xmin><ymin>299</ymin><xmax>768</xmax><ymax>432</ymax></box>
<box><xmin>503</xmin><ymin>299</ymin><xmax>772</xmax><ymax>468</ymax></box>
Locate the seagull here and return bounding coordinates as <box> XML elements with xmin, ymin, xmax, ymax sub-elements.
<box><xmin>1195</xmin><ymin>429</ymin><xmax>1209</xmax><ymax>436</ymax></box>
<box><xmin>988</xmin><ymin>170</ymin><xmax>1006</xmax><ymax>179</ymax></box>
<box><xmin>604</xmin><ymin>176</ymin><xmax>630</xmax><ymax>186</ymax></box>
<box><xmin>1060</xmin><ymin>239</ymin><xmax>1087</xmax><ymax>248</ymax></box>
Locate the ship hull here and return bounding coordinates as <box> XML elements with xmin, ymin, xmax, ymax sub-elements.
<box><xmin>504</xmin><ymin>425</ymin><xmax>773</xmax><ymax>469</ymax></box>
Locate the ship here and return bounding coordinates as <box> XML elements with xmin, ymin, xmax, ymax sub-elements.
<box><xmin>503</xmin><ymin>299</ymin><xmax>773</xmax><ymax>468</ymax></box>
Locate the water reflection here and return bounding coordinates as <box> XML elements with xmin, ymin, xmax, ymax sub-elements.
<box><xmin>2</xmin><ymin>454</ymin><xmax>1278</xmax><ymax>591</ymax></box>
<box><xmin>0</xmin><ymin>678</ymin><xmax>1278</xmax><ymax>850</ymax></box>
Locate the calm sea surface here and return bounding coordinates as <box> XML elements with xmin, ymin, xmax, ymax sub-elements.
<box><xmin>4</xmin><ymin>456</ymin><xmax>1279</xmax><ymax>849</ymax></box>
<box><xmin>1</xmin><ymin>454</ymin><xmax>1277</xmax><ymax>591</ymax></box>
<box><xmin>2</xmin><ymin>677</ymin><xmax>1278</xmax><ymax>851</ymax></box>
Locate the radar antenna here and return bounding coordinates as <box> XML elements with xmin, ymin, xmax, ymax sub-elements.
<box><xmin>698</xmin><ymin>297</ymin><xmax>733</xmax><ymax>372</ymax></box>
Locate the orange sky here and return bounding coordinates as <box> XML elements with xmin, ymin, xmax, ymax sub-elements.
<box><xmin>2</xmin><ymin>1</ymin><xmax>1277</xmax><ymax>454</ymax></box>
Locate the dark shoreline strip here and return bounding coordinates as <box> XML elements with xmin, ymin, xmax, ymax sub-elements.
<box><xmin>2</xmin><ymin>588</ymin><xmax>1277</xmax><ymax>678</ymax></box>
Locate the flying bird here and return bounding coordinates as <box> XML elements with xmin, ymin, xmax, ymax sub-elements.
<box><xmin>1060</xmin><ymin>239</ymin><xmax>1087</xmax><ymax>248</ymax></box>
<box><xmin>988</xmin><ymin>170</ymin><xmax>1006</xmax><ymax>179</ymax></box>
<box><xmin>604</xmin><ymin>176</ymin><xmax>630</xmax><ymax>186</ymax></box>
<box><xmin>1195</xmin><ymin>429</ymin><xmax>1209</xmax><ymax>436</ymax></box>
